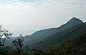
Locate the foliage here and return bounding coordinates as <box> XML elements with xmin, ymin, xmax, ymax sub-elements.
<box><xmin>12</xmin><ymin>38</ymin><xmax>24</xmax><ymax>55</ymax></box>
<box><xmin>48</xmin><ymin>31</ymin><xmax>86</xmax><ymax>55</ymax></box>
<box><xmin>31</xmin><ymin>22</ymin><xmax>86</xmax><ymax>50</ymax></box>
<box><xmin>0</xmin><ymin>25</ymin><xmax>12</xmax><ymax>46</ymax></box>
<box><xmin>0</xmin><ymin>20</ymin><xmax>86</xmax><ymax>55</ymax></box>
<box><xmin>25</xmin><ymin>17</ymin><xmax>83</xmax><ymax>45</ymax></box>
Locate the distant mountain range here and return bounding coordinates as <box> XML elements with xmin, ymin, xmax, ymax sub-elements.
<box><xmin>24</xmin><ymin>17</ymin><xmax>83</xmax><ymax>45</ymax></box>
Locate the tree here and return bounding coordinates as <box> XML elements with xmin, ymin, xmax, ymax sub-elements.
<box><xmin>24</xmin><ymin>45</ymin><xmax>30</xmax><ymax>55</ymax></box>
<box><xmin>0</xmin><ymin>25</ymin><xmax>12</xmax><ymax>46</ymax></box>
<box><xmin>12</xmin><ymin>37</ymin><xmax>24</xmax><ymax>55</ymax></box>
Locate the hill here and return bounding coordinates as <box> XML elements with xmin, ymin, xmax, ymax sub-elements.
<box><xmin>24</xmin><ymin>17</ymin><xmax>83</xmax><ymax>45</ymax></box>
<box><xmin>48</xmin><ymin>30</ymin><xmax>86</xmax><ymax>55</ymax></box>
<box><xmin>31</xmin><ymin>22</ymin><xmax>86</xmax><ymax>50</ymax></box>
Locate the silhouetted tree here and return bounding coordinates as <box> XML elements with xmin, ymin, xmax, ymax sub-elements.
<box><xmin>12</xmin><ymin>37</ymin><xmax>24</xmax><ymax>55</ymax></box>
<box><xmin>0</xmin><ymin>25</ymin><xmax>12</xmax><ymax>46</ymax></box>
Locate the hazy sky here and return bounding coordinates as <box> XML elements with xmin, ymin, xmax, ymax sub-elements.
<box><xmin>0</xmin><ymin>0</ymin><xmax>86</xmax><ymax>37</ymax></box>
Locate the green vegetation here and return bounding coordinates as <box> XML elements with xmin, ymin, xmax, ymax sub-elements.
<box><xmin>31</xmin><ymin>22</ymin><xmax>86</xmax><ymax>50</ymax></box>
<box><xmin>48</xmin><ymin>31</ymin><xmax>86</xmax><ymax>55</ymax></box>
<box><xmin>0</xmin><ymin>28</ymin><xmax>86</xmax><ymax>55</ymax></box>
<box><xmin>0</xmin><ymin>18</ymin><xmax>86</xmax><ymax>55</ymax></box>
<box><xmin>25</xmin><ymin>17</ymin><xmax>83</xmax><ymax>45</ymax></box>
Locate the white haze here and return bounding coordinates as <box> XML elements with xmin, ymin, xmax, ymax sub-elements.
<box><xmin>0</xmin><ymin>0</ymin><xmax>86</xmax><ymax>37</ymax></box>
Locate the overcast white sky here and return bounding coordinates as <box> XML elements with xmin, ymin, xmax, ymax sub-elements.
<box><xmin>0</xmin><ymin>0</ymin><xmax>86</xmax><ymax>37</ymax></box>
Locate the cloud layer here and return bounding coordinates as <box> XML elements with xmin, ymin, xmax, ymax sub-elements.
<box><xmin>0</xmin><ymin>0</ymin><xmax>86</xmax><ymax>36</ymax></box>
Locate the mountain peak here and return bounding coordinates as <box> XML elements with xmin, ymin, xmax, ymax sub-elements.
<box><xmin>70</xmin><ymin>17</ymin><xmax>82</xmax><ymax>21</ymax></box>
<box><xmin>66</xmin><ymin>17</ymin><xmax>83</xmax><ymax>25</ymax></box>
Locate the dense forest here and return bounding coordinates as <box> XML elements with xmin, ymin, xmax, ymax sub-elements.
<box><xmin>31</xmin><ymin>22</ymin><xmax>86</xmax><ymax>50</ymax></box>
<box><xmin>48</xmin><ymin>31</ymin><xmax>86</xmax><ymax>55</ymax></box>
<box><xmin>0</xmin><ymin>25</ymin><xmax>86</xmax><ymax>55</ymax></box>
<box><xmin>0</xmin><ymin>18</ymin><xmax>86</xmax><ymax>55</ymax></box>
<box><xmin>24</xmin><ymin>17</ymin><xmax>83</xmax><ymax>45</ymax></box>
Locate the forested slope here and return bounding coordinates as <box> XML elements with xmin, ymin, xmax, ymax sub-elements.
<box><xmin>25</xmin><ymin>17</ymin><xmax>83</xmax><ymax>45</ymax></box>
<box><xmin>31</xmin><ymin>22</ymin><xmax>86</xmax><ymax>50</ymax></box>
<box><xmin>48</xmin><ymin>30</ymin><xmax>86</xmax><ymax>55</ymax></box>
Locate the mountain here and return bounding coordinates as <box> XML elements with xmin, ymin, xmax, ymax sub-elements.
<box><xmin>66</xmin><ymin>17</ymin><xmax>83</xmax><ymax>26</ymax></box>
<box><xmin>4</xmin><ymin>34</ymin><xmax>24</xmax><ymax>46</ymax></box>
<box><xmin>24</xmin><ymin>17</ymin><xmax>83</xmax><ymax>45</ymax></box>
<box><xmin>48</xmin><ymin>31</ymin><xmax>86</xmax><ymax>55</ymax></box>
<box><xmin>31</xmin><ymin>22</ymin><xmax>86</xmax><ymax>50</ymax></box>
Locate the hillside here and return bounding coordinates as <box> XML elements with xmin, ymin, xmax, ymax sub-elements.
<box><xmin>31</xmin><ymin>22</ymin><xmax>86</xmax><ymax>50</ymax></box>
<box><xmin>24</xmin><ymin>17</ymin><xmax>83</xmax><ymax>45</ymax></box>
<box><xmin>48</xmin><ymin>30</ymin><xmax>86</xmax><ymax>55</ymax></box>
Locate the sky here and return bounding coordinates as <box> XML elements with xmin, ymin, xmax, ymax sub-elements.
<box><xmin>0</xmin><ymin>0</ymin><xmax>86</xmax><ymax>37</ymax></box>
